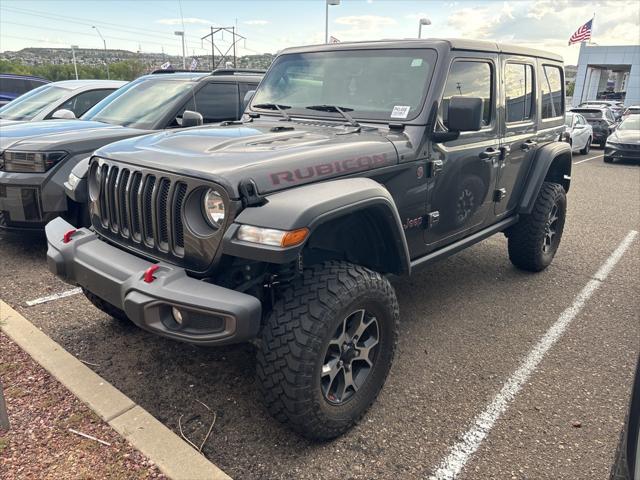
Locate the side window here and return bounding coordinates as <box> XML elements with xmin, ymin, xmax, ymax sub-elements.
<box><xmin>238</xmin><ymin>82</ymin><xmax>259</xmax><ymax>110</ymax></box>
<box><xmin>183</xmin><ymin>83</ymin><xmax>239</xmax><ymax>123</ymax></box>
<box><xmin>440</xmin><ymin>60</ymin><xmax>493</xmax><ymax>128</ymax></box>
<box><xmin>58</xmin><ymin>89</ymin><xmax>114</xmax><ymax>117</ymax></box>
<box><xmin>505</xmin><ymin>63</ymin><xmax>534</xmax><ymax>123</ymax></box>
<box><xmin>541</xmin><ymin>65</ymin><xmax>563</xmax><ymax>119</ymax></box>
<box><xmin>605</xmin><ymin>110</ymin><xmax>614</xmax><ymax>122</ymax></box>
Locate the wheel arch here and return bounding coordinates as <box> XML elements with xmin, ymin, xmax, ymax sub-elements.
<box><xmin>518</xmin><ymin>141</ymin><xmax>572</xmax><ymax>215</ymax></box>
<box><xmin>222</xmin><ymin>178</ymin><xmax>411</xmax><ymax>275</ymax></box>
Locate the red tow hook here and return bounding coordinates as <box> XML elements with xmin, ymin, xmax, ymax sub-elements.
<box><xmin>143</xmin><ymin>265</ymin><xmax>160</xmax><ymax>283</ymax></box>
<box><xmin>62</xmin><ymin>229</ymin><xmax>77</xmax><ymax>244</ymax></box>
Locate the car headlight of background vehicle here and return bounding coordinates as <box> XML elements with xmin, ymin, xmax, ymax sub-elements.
<box><xmin>1</xmin><ymin>150</ymin><xmax>66</xmax><ymax>173</ymax></box>
<box><xmin>606</xmin><ymin>140</ymin><xmax>620</xmax><ymax>147</ymax></box>
<box><xmin>203</xmin><ymin>188</ymin><xmax>226</xmax><ymax>228</ymax></box>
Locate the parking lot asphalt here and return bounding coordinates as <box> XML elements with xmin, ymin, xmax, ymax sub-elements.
<box><xmin>1</xmin><ymin>148</ymin><xmax>638</xmax><ymax>480</ymax></box>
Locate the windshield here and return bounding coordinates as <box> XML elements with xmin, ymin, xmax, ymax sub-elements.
<box><xmin>0</xmin><ymin>84</ymin><xmax>67</xmax><ymax>120</ymax></box>
<box><xmin>251</xmin><ymin>48</ymin><xmax>437</xmax><ymax>122</ymax></box>
<box><xmin>82</xmin><ymin>78</ymin><xmax>196</xmax><ymax>129</ymax></box>
<box><xmin>618</xmin><ymin>116</ymin><xmax>640</xmax><ymax>130</ymax></box>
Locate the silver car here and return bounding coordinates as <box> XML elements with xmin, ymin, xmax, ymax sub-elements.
<box><xmin>564</xmin><ymin>111</ymin><xmax>594</xmax><ymax>155</ymax></box>
<box><xmin>0</xmin><ymin>79</ymin><xmax>126</xmax><ymax>126</ymax></box>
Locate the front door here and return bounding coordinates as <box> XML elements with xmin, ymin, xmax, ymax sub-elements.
<box><xmin>424</xmin><ymin>54</ymin><xmax>500</xmax><ymax>248</ymax></box>
<box><xmin>495</xmin><ymin>57</ymin><xmax>538</xmax><ymax>217</ymax></box>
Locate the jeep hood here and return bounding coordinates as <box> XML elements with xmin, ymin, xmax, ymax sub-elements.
<box><xmin>0</xmin><ymin>119</ymin><xmax>151</xmax><ymax>154</ymax></box>
<box><xmin>95</xmin><ymin>121</ymin><xmax>399</xmax><ymax>197</ymax></box>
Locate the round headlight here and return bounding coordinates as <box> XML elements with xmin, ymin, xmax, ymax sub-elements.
<box><xmin>203</xmin><ymin>189</ymin><xmax>225</xmax><ymax>228</ymax></box>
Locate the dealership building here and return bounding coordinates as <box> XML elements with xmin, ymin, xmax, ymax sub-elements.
<box><xmin>572</xmin><ymin>43</ymin><xmax>640</xmax><ymax>107</ymax></box>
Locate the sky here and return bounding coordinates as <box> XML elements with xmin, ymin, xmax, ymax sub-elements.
<box><xmin>0</xmin><ymin>0</ymin><xmax>639</xmax><ymax>65</ymax></box>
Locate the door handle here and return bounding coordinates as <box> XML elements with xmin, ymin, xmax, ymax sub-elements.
<box><xmin>521</xmin><ymin>140</ymin><xmax>538</xmax><ymax>151</ymax></box>
<box><xmin>479</xmin><ymin>148</ymin><xmax>500</xmax><ymax>160</ymax></box>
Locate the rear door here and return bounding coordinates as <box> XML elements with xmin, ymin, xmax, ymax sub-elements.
<box><xmin>495</xmin><ymin>56</ymin><xmax>538</xmax><ymax>217</ymax></box>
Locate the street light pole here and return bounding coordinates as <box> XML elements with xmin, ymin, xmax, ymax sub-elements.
<box><xmin>418</xmin><ymin>17</ymin><xmax>431</xmax><ymax>39</ymax></box>
<box><xmin>70</xmin><ymin>45</ymin><xmax>79</xmax><ymax>80</ymax></box>
<box><xmin>175</xmin><ymin>31</ymin><xmax>186</xmax><ymax>69</ymax></box>
<box><xmin>325</xmin><ymin>0</ymin><xmax>340</xmax><ymax>43</ymax></box>
<box><xmin>92</xmin><ymin>26</ymin><xmax>110</xmax><ymax>79</ymax></box>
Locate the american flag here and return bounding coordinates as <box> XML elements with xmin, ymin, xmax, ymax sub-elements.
<box><xmin>568</xmin><ymin>19</ymin><xmax>593</xmax><ymax>45</ymax></box>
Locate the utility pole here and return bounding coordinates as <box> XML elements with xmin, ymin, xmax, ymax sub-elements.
<box><xmin>325</xmin><ymin>0</ymin><xmax>340</xmax><ymax>43</ymax></box>
<box><xmin>174</xmin><ymin>31</ymin><xmax>186</xmax><ymax>69</ymax></box>
<box><xmin>201</xmin><ymin>26</ymin><xmax>245</xmax><ymax>70</ymax></box>
<box><xmin>70</xmin><ymin>45</ymin><xmax>79</xmax><ymax>80</ymax></box>
<box><xmin>92</xmin><ymin>26</ymin><xmax>110</xmax><ymax>79</ymax></box>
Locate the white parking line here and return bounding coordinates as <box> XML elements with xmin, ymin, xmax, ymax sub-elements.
<box><xmin>574</xmin><ymin>153</ymin><xmax>603</xmax><ymax>165</ymax></box>
<box><xmin>428</xmin><ymin>229</ymin><xmax>638</xmax><ymax>480</ymax></box>
<box><xmin>25</xmin><ymin>287</ymin><xmax>82</xmax><ymax>307</ymax></box>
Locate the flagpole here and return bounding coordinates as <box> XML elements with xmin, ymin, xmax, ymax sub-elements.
<box><xmin>590</xmin><ymin>12</ymin><xmax>595</xmax><ymax>44</ymax></box>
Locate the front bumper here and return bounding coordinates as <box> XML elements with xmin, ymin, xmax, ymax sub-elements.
<box><xmin>46</xmin><ymin>217</ymin><xmax>262</xmax><ymax>346</ymax></box>
<box><xmin>604</xmin><ymin>144</ymin><xmax>640</xmax><ymax>161</ymax></box>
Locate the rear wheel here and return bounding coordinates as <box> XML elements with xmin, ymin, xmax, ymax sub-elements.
<box><xmin>256</xmin><ymin>261</ymin><xmax>399</xmax><ymax>440</ymax></box>
<box><xmin>507</xmin><ymin>182</ymin><xmax>566</xmax><ymax>272</ymax></box>
<box><xmin>580</xmin><ymin>137</ymin><xmax>591</xmax><ymax>155</ymax></box>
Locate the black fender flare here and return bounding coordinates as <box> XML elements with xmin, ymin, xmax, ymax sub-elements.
<box><xmin>222</xmin><ymin>177</ymin><xmax>411</xmax><ymax>275</ymax></box>
<box><xmin>518</xmin><ymin>141</ymin><xmax>572</xmax><ymax>215</ymax></box>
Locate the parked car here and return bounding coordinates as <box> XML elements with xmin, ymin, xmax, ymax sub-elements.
<box><xmin>0</xmin><ymin>79</ymin><xmax>126</xmax><ymax>126</ymax></box>
<box><xmin>604</xmin><ymin>114</ymin><xmax>640</xmax><ymax>163</ymax></box>
<box><xmin>570</xmin><ymin>106</ymin><xmax>618</xmax><ymax>148</ymax></box>
<box><xmin>46</xmin><ymin>38</ymin><xmax>571</xmax><ymax>440</ymax></box>
<box><xmin>0</xmin><ymin>69</ymin><xmax>263</xmax><ymax>232</ymax></box>
<box><xmin>0</xmin><ymin>73</ymin><xmax>50</xmax><ymax>107</ymax></box>
<box><xmin>622</xmin><ymin>105</ymin><xmax>640</xmax><ymax>119</ymax></box>
<box><xmin>579</xmin><ymin>100</ymin><xmax>625</xmax><ymax>120</ymax></box>
<box><xmin>564</xmin><ymin>112</ymin><xmax>593</xmax><ymax>155</ymax></box>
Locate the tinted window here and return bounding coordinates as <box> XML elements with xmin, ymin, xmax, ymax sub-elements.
<box><xmin>440</xmin><ymin>61</ymin><xmax>493</xmax><ymax>127</ymax></box>
<box><xmin>57</xmin><ymin>89</ymin><xmax>115</xmax><ymax>117</ymax></box>
<box><xmin>0</xmin><ymin>77</ymin><xmax>47</xmax><ymax>96</ymax></box>
<box><xmin>239</xmin><ymin>82</ymin><xmax>259</xmax><ymax>109</ymax></box>
<box><xmin>182</xmin><ymin>83</ymin><xmax>239</xmax><ymax>123</ymax></box>
<box><xmin>541</xmin><ymin>65</ymin><xmax>563</xmax><ymax>119</ymax></box>
<box><xmin>505</xmin><ymin>63</ymin><xmax>534</xmax><ymax>123</ymax></box>
<box><xmin>564</xmin><ymin>112</ymin><xmax>574</xmax><ymax>127</ymax></box>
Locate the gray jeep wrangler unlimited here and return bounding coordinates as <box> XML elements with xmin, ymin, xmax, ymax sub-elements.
<box><xmin>46</xmin><ymin>39</ymin><xmax>571</xmax><ymax>440</ymax></box>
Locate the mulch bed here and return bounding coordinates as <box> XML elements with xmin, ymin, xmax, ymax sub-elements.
<box><xmin>0</xmin><ymin>332</ymin><xmax>167</xmax><ymax>479</ymax></box>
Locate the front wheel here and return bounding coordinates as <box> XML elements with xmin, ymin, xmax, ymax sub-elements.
<box><xmin>507</xmin><ymin>182</ymin><xmax>567</xmax><ymax>272</ymax></box>
<box><xmin>256</xmin><ymin>261</ymin><xmax>399</xmax><ymax>440</ymax></box>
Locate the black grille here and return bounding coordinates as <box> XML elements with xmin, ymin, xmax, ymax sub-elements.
<box><xmin>95</xmin><ymin>164</ymin><xmax>186</xmax><ymax>258</ymax></box>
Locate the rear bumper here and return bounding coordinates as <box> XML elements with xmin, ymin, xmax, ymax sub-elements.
<box><xmin>46</xmin><ymin>217</ymin><xmax>262</xmax><ymax>346</ymax></box>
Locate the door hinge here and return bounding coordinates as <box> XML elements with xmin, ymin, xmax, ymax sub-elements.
<box><xmin>428</xmin><ymin>160</ymin><xmax>443</xmax><ymax>178</ymax></box>
<box><xmin>493</xmin><ymin>188</ymin><xmax>507</xmax><ymax>202</ymax></box>
<box><xmin>426</xmin><ymin>211</ymin><xmax>440</xmax><ymax>228</ymax></box>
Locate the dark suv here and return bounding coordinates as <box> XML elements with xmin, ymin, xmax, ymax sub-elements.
<box><xmin>46</xmin><ymin>39</ymin><xmax>571</xmax><ymax>440</ymax></box>
<box><xmin>0</xmin><ymin>69</ymin><xmax>263</xmax><ymax>232</ymax></box>
<box><xmin>570</xmin><ymin>106</ymin><xmax>618</xmax><ymax>148</ymax></box>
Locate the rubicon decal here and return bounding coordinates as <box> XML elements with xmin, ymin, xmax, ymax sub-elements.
<box><xmin>270</xmin><ymin>154</ymin><xmax>393</xmax><ymax>185</ymax></box>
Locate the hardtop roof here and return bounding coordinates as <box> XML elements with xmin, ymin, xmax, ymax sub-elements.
<box><xmin>279</xmin><ymin>38</ymin><xmax>563</xmax><ymax>62</ymax></box>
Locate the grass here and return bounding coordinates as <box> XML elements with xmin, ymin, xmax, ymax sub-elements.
<box><xmin>0</xmin><ymin>436</ymin><xmax>9</xmax><ymax>454</ymax></box>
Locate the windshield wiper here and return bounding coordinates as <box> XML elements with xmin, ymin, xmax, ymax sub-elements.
<box><xmin>305</xmin><ymin>105</ymin><xmax>360</xmax><ymax>127</ymax></box>
<box><xmin>253</xmin><ymin>103</ymin><xmax>291</xmax><ymax>121</ymax></box>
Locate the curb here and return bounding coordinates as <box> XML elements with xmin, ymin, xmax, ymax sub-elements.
<box><xmin>0</xmin><ymin>300</ymin><xmax>231</xmax><ymax>480</ymax></box>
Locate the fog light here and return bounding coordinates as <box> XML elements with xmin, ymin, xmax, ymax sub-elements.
<box><xmin>171</xmin><ymin>307</ymin><xmax>184</xmax><ymax>325</ymax></box>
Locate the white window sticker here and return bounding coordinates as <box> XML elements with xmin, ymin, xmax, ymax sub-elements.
<box><xmin>411</xmin><ymin>58</ymin><xmax>423</xmax><ymax>67</ymax></box>
<box><xmin>391</xmin><ymin>105</ymin><xmax>411</xmax><ymax>119</ymax></box>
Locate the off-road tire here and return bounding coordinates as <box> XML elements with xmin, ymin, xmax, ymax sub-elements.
<box><xmin>580</xmin><ymin>137</ymin><xmax>591</xmax><ymax>155</ymax></box>
<box><xmin>82</xmin><ymin>288</ymin><xmax>129</xmax><ymax>322</ymax></box>
<box><xmin>507</xmin><ymin>182</ymin><xmax>566</xmax><ymax>272</ymax></box>
<box><xmin>256</xmin><ymin>261</ymin><xmax>399</xmax><ymax>440</ymax></box>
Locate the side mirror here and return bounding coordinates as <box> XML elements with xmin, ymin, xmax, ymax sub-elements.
<box><xmin>51</xmin><ymin>109</ymin><xmax>76</xmax><ymax>120</ymax></box>
<box><xmin>181</xmin><ymin>110</ymin><xmax>203</xmax><ymax>128</ymax></box>
<box><xmin>447</xmin><ymin>96</ymin><xmax>484</xmax><ymax>132</ymax></box>
<box><xmin>243</xmin><ymin>90</ymin><xmax>256</xmax><ymax>111</ymax></box>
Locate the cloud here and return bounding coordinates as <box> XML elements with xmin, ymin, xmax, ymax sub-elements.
<box><xmin>447</xmin><ymin>2</ymin><xmax>515</xmax><ymax>38</ymax></box>
<box><xmin>156</xmin><ymin>17</ymin><xmax>211</xmax><ymax>25</ymax></box>
<box><xmin>334</xmin><ymin>15</ymin><xmax>396</xmax><ymax>28</ymax></box>
<box><xmin>244</xmin><ymin>20</ymin><xmax>269</xmax><ymax>25</ymax></box>
<box><xmin>405</xmin><ymin>12</ymin><xmax>431</xmax><ymax>21</ymax></box>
